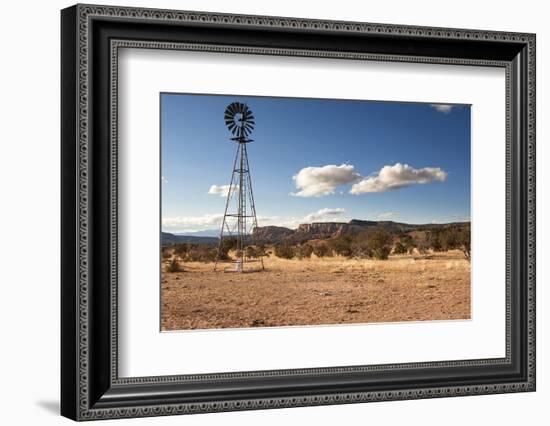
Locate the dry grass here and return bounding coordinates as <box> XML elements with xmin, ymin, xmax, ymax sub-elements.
<box><xmin>161</xmin><ymin>251</ymin><xmax>470</xmax><ymax>331</ymax></box>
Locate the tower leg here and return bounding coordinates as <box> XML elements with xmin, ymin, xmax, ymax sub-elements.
<box><xmin>215</xmin><ymin>138</ymin><xmax>263</xmax><ymax>273</ymax></box>
<box><xmin>214</xmin><ymin>144</ymin><xmax>240</xmax><ymax>271</ymax></box>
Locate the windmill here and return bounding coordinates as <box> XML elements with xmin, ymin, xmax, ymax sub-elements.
<box><xmin>214</xmin><ymin>102</ymin><xmax>264</xmax><ymax>272</ymax></box>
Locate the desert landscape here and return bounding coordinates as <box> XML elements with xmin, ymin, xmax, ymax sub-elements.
<box><xmin>160</xmin><ymin>95</ymin><xmax>472</xmax><ymax>332</ymax></box>
<box><xmin>161</xmin><ymin>220</ymin><xmax>471</xmax><ymax>331</ymax></box>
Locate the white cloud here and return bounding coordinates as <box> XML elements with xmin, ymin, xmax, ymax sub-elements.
<box><xmin>163</xmin><ymin>213</ymin><xmax>299</xmax><ymax>233</ymax></box>
<box><xmin>291</xmin><ymin>164</ymin><xmax>361</xmax><ymax>197</ymax></box>
<box><xmin>208</xmin><ymin>184</ymin><xmax>238</xmax><ymax>197</ymax></box>
<box><xmin>163</xmin><ymin>208</ymin><xmax>347</xmax><ymax>233</ymax></box>
<box><xmin>350</xmin><ymin>163</ymin><xmax>447</xmax><ymax>194</ymax></box>
<box><xmin>304</xmin><ymin>207</ymin><xmax>346</xmax><ymax>222</ymax></box>
<box><xmin>377</xmin><ymin>211</ymin><xmax>400</xmax><ymax>219</ymax></box>
<box><xmin>162</xmin><ymin>214</ymin><xmax>224</xmax><ymax>232</ymax></box>
<box><xmin>259</xmin><ymin>208</ymin><xmax>347</xmax><ymax>228</ymax></box>
<box><xmin>257</xmin><ymin>215</ymin><xmax>303</xmax><ymax>229</ymax></box>
<box><xmin>430</xmin><ymin>104</ymin><xmax>455</xmax><ymax>113</ymax></box>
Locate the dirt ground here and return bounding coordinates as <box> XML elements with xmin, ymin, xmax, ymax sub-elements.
<box><xmin>161</xmin><ymin>251</ymin><xmax>470</xmax><ymax>331</ymax></box>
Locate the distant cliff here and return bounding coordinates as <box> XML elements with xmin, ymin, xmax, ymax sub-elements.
<box><xmin>251</xmin><ymin>226</ymin><xmax>296</xmax><ymax>241</ymax></box>
<box><xmin>252</xmin><ymin>220</ymin><xmax>469</xmax><ymax>243</ymax></box>
<box><xmin>163</xmin><ymin>220</ymin><xmax>469</xmax><ymax>246</ymax></box>
<box><xmin>295</xmin><ymin>222</ymin><xmax>362</xmax><ymax>239</ymax></box>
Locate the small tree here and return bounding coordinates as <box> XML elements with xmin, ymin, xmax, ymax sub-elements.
<box><xmin>328</xmin><ymin>236</ymin><xmax>353</xmax><ymax>258</ymax></box>
<box><xmin>312</xmin><ymin>242</ymin><xmax>331</xmax><ymax>258</ymax></box>
<box><xmin>245</xmin><ymin>245</ymin><xmax>267</xmax><ymax>259</ymax></box>
<box><xmin>455</xmin><ymin>225</ymin><xmax>471</xmax><ymax>261</ymax></box>
<box><xmin>393</xmin><ymin>241</ymin><xmax>407</xmax><ymax>254</ymax></box>
<box><xmin>399</xmin><ymin>234</ymin><xmax>416</xmax><ymax>254</ymax></box>
<box><xmin>351</xmin><ymin>239</ymin><xmax>372</xmax><ymax>258</ymax></box>
<box><xmin>186</xmin><ymin>245</ymin><xmax>217</xmax><ymax>262</ymax></box>
<box><xmin>427</xmin><ymin>229</ymin><xmax>444</xmax><ymax>252</ymax></box>
<box><xmin>174</xmin><ymin>243</ymin><xmax>189</xmax><ymax>257</ymax></box>
<box><xmin>367</xmin><ymin>230</ymin><xmax>393</xmax><ymax>260</ymax></box>
<box><xmin>274</xmin><ymin>244</ymin><xmax>295</xmax><ymax>259</ymax></box>
<box><xmin>161</xmin><ymin>247</ymin><xmax>171</xmax><ymax>259</ymax></box>
<box><xmin>295</xmin><ymin>244</ymin><xmax>314</xmax><ymax>259</ymax></box>
<box><xmin>416</xmin><ymin>239</ymin><xmax>430</xmax><ymax>255</ymax></box>
<box><xmin>166</xmin><ymin>257</ymin><xmax>182</xmax><ymax>273</ymax></box>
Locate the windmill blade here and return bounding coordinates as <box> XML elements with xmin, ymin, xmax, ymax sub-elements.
<box><xmin>224</xmin><ymin>102</ymin><xmax>255</xmax><ymax>138</ymax></box>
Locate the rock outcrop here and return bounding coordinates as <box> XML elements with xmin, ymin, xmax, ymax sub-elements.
<box><xmin>252</xmin><ymin>219</ymin><xmax>469</xmax><ymax>243</ymax></box>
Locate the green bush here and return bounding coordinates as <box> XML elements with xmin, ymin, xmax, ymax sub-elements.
<box><xmin>393</xmin><ymin>241</ymin><xmax>407</xmax><ymax>254</ymax></box>
<box><xmin>245</xmin><ymin>245</ymin><xmax>267</xmax><ymax>259</ymax></box>
<box><xmin>312</xmin><ymin>242</ymin><xmax>332</xmax><ymax>258</ymax></box>
<box><xmin>367</xmin><ymin>230</ymin><xmax>393</xmax><ymax>260</ymax></box>
<box><xmin>295</xmin><ymin>244</ymin><xmax>314</xmax><ymax>259</ymax></box>
<box><xmin>274</xmin><ymin>244</ymin><xmax>295</xmax><ymax>259</ymax></box>
<box><xmin>350</xmin><ymin>239</ymin><xmax>372</xmax><ymax>258</ymax></box>
<box><xmin>455</xmin><ymin>225</ymin><xmax>471</xmax><ymax>261</ymax></box>
<box><xmin>328</xmin><ymin>236</ymin><xmax>353</xmax><ymax>257</ymax></box>
<box><xmin>399</xmin><ymin>234</ymin><xmax>416</xmax><ymax>254</ymax></box>
<box><xmin>186</xmin><ymin>245</ymin><xmax>217</xmax><ymax>262</ymax></box>
<box><xmin>426</xmin><ymin>225</ymin><xmax>470</xmax><ymax>260</ymax></box>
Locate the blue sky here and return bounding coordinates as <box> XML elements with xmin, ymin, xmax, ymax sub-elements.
<box><xmin>161</xmin><ymin>93</ymin><xmax>470</xmax><ymax>234</ymax></box>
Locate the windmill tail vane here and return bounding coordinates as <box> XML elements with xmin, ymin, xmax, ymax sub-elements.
<box><xmin>214</xmin><ymin>102</ymin><xmax>264</xmax><ymax>272</ymax></box>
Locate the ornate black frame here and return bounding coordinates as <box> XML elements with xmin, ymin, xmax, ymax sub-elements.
<box><xmin>61</xmin><ymin>4</ymin><xmax>536</xmax><ymax>421</ymax></box>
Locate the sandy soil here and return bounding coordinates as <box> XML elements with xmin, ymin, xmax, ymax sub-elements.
<box><xmin>161</xmin><ymin>251</ymin><xmax>470</xmax><ymax>331</ymax></box>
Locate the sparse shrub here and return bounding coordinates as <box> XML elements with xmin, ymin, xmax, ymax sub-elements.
<box><xmin>350</xmin><ymin>239</ymin><xmax>372</xmax><ymax>258</ymax></box>
<box><xmin>245</xmin><ymin>245</ymin><xmax>268</xmax><ymax>259</ymax></box>
<box><xmin>393</xmin><ymin>241</ymin><xmax>407</xmax><ymax>254</ymax></box>
<box><xmin>328</xmin><ymin>236</ymin><xmax>353</xmax><ymax>258</ymax></box>
<box><xmin>174</xmin><ymin>243</ymin><xmax>189</xmax><ymax>257</ymax></box>
<box><xmin>295</xmin><ymin>244</ymin><xmax>314</xmax><ymax>259</ymax></box>
<box><xmin>221</xmin><ymin>237</ymin><xmax>238</xmax><ymax>252</ymax></box>
<box><xmin>258</xmin><ymin>244</ymin><xmax>269</xmax><ymax>258</ymax></box>
<box><xmin>312</xmin><ymin>242</ymin><xmax>331</xmax><ymax>258</ymax></box>
<box><xmin>426</xmin><ymin>225</ymin><xmax>470</xmax><ymax>260</ymax></box>
<box><xmin>427</xmin><ymin>229</ymin><xmax>444</xmax><ymax>252</ymax></box>
<box><xmin>166</xmin><ymin>257</ymin><xmax>182</xmax><ymax>273</ymax></box>
<box><xmin>186</xmin><ymin>244</ymin><xmax>217</xmax><ymax>262</ymax></box>
<box><xmin>161</xmin><ymin>247</ymin><xmax>171</xmax><ymax>259</ymax></box>
<box><xmin>214</xmin><ymin>238</ymin><xmax>238</xmax><ymax>261</ymax></box>
<box><xmin>454</xmin><ymin>224</ymin><xmax>471</xmax><ymax>261</ymax></box>
<box><xmin>216</xmin><ymin>245</ymin><xmax>231</xmax><ymax>261</ymax></box>
<box><xmin>274</xmin><ymin>244</ymin><xmax>295</xmax><ymax>259</ymax></box>
<box><xmin>367</xmin><ymin>230</ymin><xmax>393</xmax><ymax>260</ymax></box>
<box><xmin>416</xmin><ymin>239</ymin><xmax>430</xmax><ymax>255</ymax></box>
<box><xmin>399</xmin><ymin>234</ymin><xmax>416</xmax><ymax>254</ymax></box>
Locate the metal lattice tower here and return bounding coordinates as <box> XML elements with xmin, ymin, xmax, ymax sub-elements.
<box><xmin>214</xmin><ymin>102</ymin><xmax>264</xmax><ymax>272</ymax></box>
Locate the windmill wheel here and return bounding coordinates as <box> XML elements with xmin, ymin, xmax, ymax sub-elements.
<box><xmin>224</xmin><ymin>102</ymin><xmax>255</xmax><ymax>138</ymax></box>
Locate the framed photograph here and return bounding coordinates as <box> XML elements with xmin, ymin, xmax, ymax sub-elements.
<box><xmin>61</xmin><ymin>4</ymin><xmax>536</xmax><ymax>421</ymax></box>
